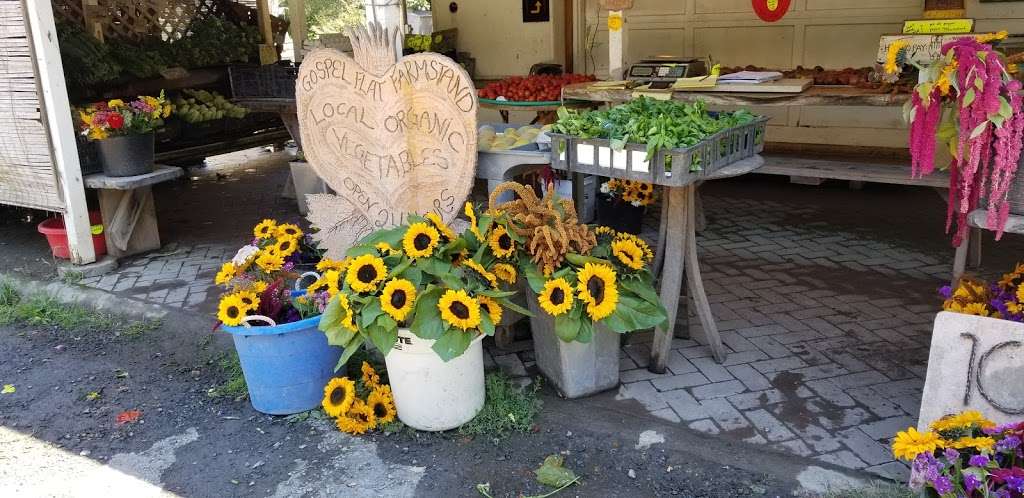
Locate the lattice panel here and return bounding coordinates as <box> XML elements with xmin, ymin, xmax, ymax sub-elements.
<box><xmin>53</xmin><ymin>0</ymin><xmax>237</xmax><ymax>42</ymax></box>
<box><xmin>0</xmin><ymin>0</ymin><xmax>64</xmax><ymax>212</ymax></box>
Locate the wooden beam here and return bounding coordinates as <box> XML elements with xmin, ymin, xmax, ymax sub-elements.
<box><xmin>23</xmin><ymin>0</ymin><xmax>96</xmax><ymax>264</ymax></box>
<box><xmin>287</xmin><ymin>0</ymin><xmax>306</xmax><ymax>61</ymax></box>
<box><xmin>563</xmin><ymin>0</ymin><xmax>573</xmax><ymax>73</ymax></box>
<box><xmin>256</xmin><ymin>0</ymin><xmax>278</xmax><ymax>64</ymax></box>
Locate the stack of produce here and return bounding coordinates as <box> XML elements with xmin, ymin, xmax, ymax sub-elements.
<box><xmin>477</xmin><ymin>124</ymin><xmax>552</xmax><ymax>151</ymax></box>
<box><xmin>173</xmin><ymin>89</ymin><xmax>249</xmax><ymax>123</ymax></box>
<box><xmin>478</xmin><ymin>74</ymin><xmax>597</xmax><ymax>102</ymax></box>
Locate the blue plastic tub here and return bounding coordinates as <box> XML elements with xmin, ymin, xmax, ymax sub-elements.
<box><xmin>221</xmin><ymin>312</ymin><xmax>341</xmax><ymax>415</ymax></box>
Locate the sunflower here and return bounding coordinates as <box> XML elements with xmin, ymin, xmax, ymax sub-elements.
<box><xmin>949</xmin><ymin>436</ymin><xmax>997</xmax><ymax>452</ymax></box>
<box><xmin>637</xmin><ymin>182</ymin><xmax>654</xmax><ymax>193</ymax></box>
<box><xmin>930</xmin><ymin>410</ymin><xmax>996</xmax><ymax>432</ymax></box>
<box><xmin>215</xmin><ymin>262</ymin><xmax>236</xmax><ymax>286</ymax></box>
<box><xmin>616</xmin><ymin>233</ymin><xmax>653</xmax><ymax>262</ymax></box>
<box><xmin>611</xmin><ymin>238</ymin><xmax>646</xmax><ymax>270</ymax></box>
<box><xmin>275</xmin><ymin>223</ymin><xmax>303</xmax><ymax>240</ymax></box>
<box><xmin>253</xmin><ymin>219</ymin><xmax>277</xmax><ymax>239</ymax></box>
<box><xmin>256</xmin><ymin>251</ymin><xmax>285</xmax><ymax>273</ymax></box>
<box><xmin>464</xmin><ymin>202</ymin><xmax>481</xmax><ymax>239</ymax></box>
<box><xmin>322</xmin><ymin>377</ymin><xmax>356</xmax><ymax>417</ymax></box>
<box><xmin>316</xmin><ymin>257</ymin><xmax>349</xmax><ymax>273</ymax></box>
<box><xmin>463</xmin><ymin>259</ymin><xmax>498</xmax><ymax>288</ymax></box>
<box><xmin>361</xmin><ymin>361</ymin><xmax>381</xmax><ymax>388</ymax></box>
<box><xmin>376</xmin><ymin>242</ymin><xmax>398</xmax><ymax>255</ymax></box>
<box><xmin>438</xmin><ymin>289</ymin><xmax>482</xmax><ymax>330</ymax></box>
<box><xmin>451</xmin><ymin>249</ymin><xmax>469</xmax><ymax>267</ymax></box>
<box><xmin>963</xmin><ymin>302</ymin><xmax>991</xmax><ymax>317</ymax></box>
<box><xmin>594</xmin><ymin>226</ymin><xmax>616</xmax><ymax>237</ymax></box>
<box><xmin>488</xmin><ymin>225</ymin><xmax>515</xmax><ymax>258</ymax></box>
<box><xmin>273</xmin><ymin>236</ymin><xmax>299</xmax><ymax>257</ymax></box>
<box><xmin>345</xmin><ymin>400</ymin><xmax>378</xmax><ymax>433</ymax></box>
<box><xmin>335</xmin><ymin>292</ymin><xmax>359</xmax><ymax>332</ymax></box>
<box><xmin>321</xmin><ymin>270</ymin><xmax>341</xmax><ymax>296</ymax></box>
<box><xmin>576</xmin><ymin>263</ymin><xmax>619</xmax><ymax>321</ymax></box>
<box><xmin>346</xmin><ymin>254</ymin><xmax>388</xmax><ymax>293</ymax></box>
<box><xmin>538</xmin><ymin>278</ymin><xmax>574</xmax><ymax>316</ymax></box>
<box><xmin>492</xmin><ymin>263</ymin><xmax>518</xmax><ymax>284</ymax></box>
<box><xmin>306</xmin><ymin>275</ymin><xmax>330</xmax><ymax>295</ymax></box>
<box><xmin>891</xmin><ymin>427</ymin><xmax>943</xmax><ymax>461</ymax></box>
<box><xmin>235</xmin><ymin>290</ymin><xmax>260</xmax><ymax>310</ymax></box>
<box><xmin>478</xmin><ymin>296</ymin><xmax>503</xmax><ymax>326</ymax></box>
<box><xmin>402</xmin><ymin>223</ymin><xmax>440</xmax><ymax>258</ymax></box>
<box><xmin>367</xmin><ymin>387</ymin><xmax>397</xmax><ymax>424</ymax></box>
<box><xmin>252</xmin><ymin>281</ymin><xmax>269</xmax><ymax>294</ymax></box>
<box><xmin>217</xmin><ymin>294</ymin><xmax>248</xmax><ymax>326</ymax></box>
<box><xmin>381</xmin><ymin>278</ymin><xmax>417</xmax><ymax>322</ymax></box>
<box><xmin>425</xmin><ymin>212</ymin><xmax>456</xmax><ymax>241</ymax></box>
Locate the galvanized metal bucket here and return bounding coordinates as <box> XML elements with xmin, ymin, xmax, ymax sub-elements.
<box><xmin>96</xmin><ymin>133</ymin><xmax>155</xmax><ymax>177</ymax></box>
<box><xmin>1009</xmin><ymin>163</ymin><xmax>1024</xmax><ymax>215</ymax></box>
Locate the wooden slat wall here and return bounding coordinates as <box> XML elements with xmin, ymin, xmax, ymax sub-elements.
<box><xmin>0</xmin><ymin>0</ymin><xmax>63</xmax><ymax>212</ymax></box>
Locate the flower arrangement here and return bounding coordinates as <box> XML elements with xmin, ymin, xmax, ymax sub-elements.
<box><xmin>317</xmin><ymin>202</ymin><xmax>530</xmax><ymax>365</ymax></box>
<box><xmin>886</xmin><ymin>32</ymin><xmax>1024</xmax><ymax>245</ymax></box>
<box><xmin>891</xmin><ymin>410</ymin><xmax>1024</xmax><ymax>496</ymax></box>
<box><xmin>940</xmin><ymin>262</ymin><xmax>1024</xmax><ymax>322</ymax></box>
<box><xmin>78</xmin><ymin>93</ymin><xmax>172</xmax><ymax>141</ymax></box>
<box><xmin>321</xmin><ymin>361</ymin><xmax>397</xmax><ymax>435</ymax></box>
<box><xmin>489</xmin><ymin>182</ymin><xmax>668</xmax><ymax>342</ymax></box>
<box><xmin>214</xmin><ymin>219</ymin><xmax>324</xmax><ymax>327</ymax></box>
<box><xmin>599</xmin><ymin>179</ymin><xmax>657</xmax><ymax>208</ymax></box>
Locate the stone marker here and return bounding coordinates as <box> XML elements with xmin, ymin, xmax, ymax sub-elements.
<box><xmin>297</xmin><ymin>23</ymin><xmax>478</xmax><ymax>258</ymax></box>
<box><xmin>918</xmin><ymin>311</ymin><xmax>1024</xmax><ymax>431</ymax></box>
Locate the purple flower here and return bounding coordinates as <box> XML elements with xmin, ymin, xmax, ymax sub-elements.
<box><xmin>939</xmin><ymin>285</ymin><xmax>954</xmax><ymax>299</ymax></box>
<box><xmin>965</xmin><ymin>473</ymin><xmax>983</xmax><ymax>493</ymax></box>
<box><xmin>998</xmin><ymin>435</ymin><xmax>1022</xmax><ymax>452</ymax></box>
<box><xmin>933</xmin><ymin>475</ymin><xmax>954</xmax><ymax>495</ymax></box>
<box><xmin>970</xmin><ymin>454</ymin><xmax>990</xmax><ymax>467</ymax></box>
<box><xmin>995</xmin><ymin>489</ymin><xmax>1011</xmax><ymax>498</ymax></box>
<box><xmin>944</xmin><ymin>448</ymin><xmax>961</xmax><ymax>462</ymax></box>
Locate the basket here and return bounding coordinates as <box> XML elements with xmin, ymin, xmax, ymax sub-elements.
<box><xmin>228</xmin><ymin>64</ymin><xmax>299</xmax><ymax>99</ymax></box>
<box><xmin>549</xmin><ymin>116</ymin><xmax>768</xmax><ymax>187</ymax></box>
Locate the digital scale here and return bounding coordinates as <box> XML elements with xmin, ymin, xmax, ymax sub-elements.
<box><xmin>626</xmin><ymin>56</ymin><xmax>708</xmax><ymax>89</ymax></box>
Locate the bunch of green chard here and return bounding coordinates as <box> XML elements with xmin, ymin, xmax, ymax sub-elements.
<box><xmin>552</xmin><ymin>97</ymin><xmax>756</xmax><ymax>163</ymax></box>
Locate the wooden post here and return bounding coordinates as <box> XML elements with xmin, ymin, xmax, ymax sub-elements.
<box><xmin>287</xmin><ymin>0</ymin><xmax>306</xmax><ymax>61</ymax></box>
<box><xmin>24</xmin><ymin>0</ymin><xmax>96</xmax><ymax>264</ymax></box>
<box><xmin>650</xmin><ymin>186</ymin><xmax>686</xmax><ymax>373</ymax></box>
<box><xmin>256</xmin><ymin>0</ymin><xmax>279</xmax><ymax>64</ymax></box>
<box><xmin>607</xmin><ymin>10</ymin><xmax>625</xmax><ymax>80</ymax></box>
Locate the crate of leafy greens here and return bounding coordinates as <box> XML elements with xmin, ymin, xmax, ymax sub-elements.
<box><xmin>550</xmin><ymin>97</ymin><xmax>767</xmax><ymax>186</ymax></box>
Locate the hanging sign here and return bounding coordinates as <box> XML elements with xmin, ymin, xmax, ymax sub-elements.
<box><xmin>523</xmin><ymin>0</ymin><xmax>550</xmax><ymax>22</ymax></box>
<box><xmin>599</xmin><ymin>0</ymin><xmax>633</xmax><ymax>9</ymax></box>
<box><xmin>297</xmin><ymin>23</ymin><xmax>478</xmax><ymax>258</ymax></box>
<box><xmin>607</xmin><ymin>12</ymin><xmax>623</xmax><ymax>32</ymax></box>
<box><xmin>752</xmin><ymin>0</ymin><xmax>790</xmax><ymax>22</ymax></box>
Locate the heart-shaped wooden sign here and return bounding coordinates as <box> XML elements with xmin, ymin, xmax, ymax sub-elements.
<box><xmin>297</xmin><ymin>24</ymin><xmax>478</xmax><ymax>257</ymax></box>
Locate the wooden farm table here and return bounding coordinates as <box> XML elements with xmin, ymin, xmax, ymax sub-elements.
<box><xmin>84</xmin><ymin>165</ymin><xmax>184</xmax><ymax>258</ymax></box>
<box><xmin>479</xmin><ymin>99</ymin><xmax>601</xmax><ymax>124</ymax></box>
<box><xmin>560</xmin><ymin>82</ymin><xmax>910</xmax><ymax>107</ymax></box>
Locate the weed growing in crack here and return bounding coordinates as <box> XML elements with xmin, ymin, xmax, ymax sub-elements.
<box><xmin>0</xmin><ymin>280</ymin><xmax>158</xmax><ymax>336</ymax></box>
<box><xmin>208</xmin><ymin>352</ymin><xmax>248</xmax><ymax>400</ymax></box>
<box><xmin>459</xmin><ymin>373</ymin><xmax>542</xmax><ymax>440</ymax></box>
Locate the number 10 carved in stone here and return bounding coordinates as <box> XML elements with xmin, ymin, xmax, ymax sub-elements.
<box><xmin>297</xmin><ymin>23</ymin><xmax>478</xmax><ymax>258</ymax></box>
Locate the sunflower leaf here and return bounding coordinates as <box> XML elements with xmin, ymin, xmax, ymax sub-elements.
<box><xmin>361</xmin><ymin>298</ymin><xmax>384</xmax><ymax>329</ymax></box>
<box><xmin>323</xmin><ymin>324</ymin><xmax>356</xmax><ymax>348</ymax></box>
<box><xmin>431</xmin><ymin>328</ymin><xmax>473</xmax><ymax>362</ymax></box>
<box><xmin>496</xmin><ymin>297</ymin><xmax>533</xmax><ymax>317</ymax></box>
<box><xmin>534</xmin><ymin>455</ymin><xmax>578</xmax><ymax>489</ymax></box>
<box><xmin>353</xmin><ymin>225</ymin><xmax>406</xmax><ymax>251</ymax></box>
<box><xmin>520</xmin><ymin>260</ymin><xmax>546</xmax><ymax>293</ymax></box>
<box><xmin>476</xmin><ymin>289</ymin><xmax>517</xmax><ymax>298</ymax></box>
<box><xmin>479</xmin><ymin>309</ymin><xmax>495</xmax><ymax>336</ymax></box>
<box><xmin>319</xmin><ymin>294</ymin><xmax>343</xmax><ymax>332</ymax></box>
<box><xmin>366</xmin><ymin>317</ymin><xmax>398</xmax><ymax>356</ymax></box>
<box><xmin>554</xmin><ymin>305</ymin><xmax>582</xmax><ymax>342</ymax></box>
<box><xmin>335</xmin><ymin>336</ymin><xmax>364</xmax><ymax>372</ymax></box>
<box><xmin>619</xmin><ymin>276</ymin><xmax>662</xmax><ymax>307</ymax></box>
<box><xmin>575</xmin><ymin>316</ymin><xmax>594</xmax><ymax>344</ymax></box>
<box><xmin>411</xmin><ymin>287</ymin><xmax>445</xmax><ymax>340</ymax></box>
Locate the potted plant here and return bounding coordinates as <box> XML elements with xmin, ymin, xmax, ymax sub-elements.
<box><xmin>489</xmin><ymin>182</ymin><xmax>668</xmax><ymax>398</ymax></box>
<box><xmin>596</xmin><ymin>178</ymin><xmax>657</xmax><ymax>235</ymax></box>
<box><xmin>214</xmin><ymin>219</ymin><xmax>340</xmax><ymax>415</ymax></box>
<box><xmin>317</xmin><ymin>204</ymin><xmax>529</xmax><ymax>431</ymax></box>
<box><xmin>886</xmin><ymin>32</ymin><xmax>1024</xmax><ymax>245</ymax></box>
<box><xmin>77</xmin><ymin>93</ymin><xmax>171</xmax><ymax>177</ymax></box>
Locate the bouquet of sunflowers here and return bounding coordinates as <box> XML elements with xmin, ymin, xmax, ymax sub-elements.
<box><xmin>941</xmin><ymin>263</ymin><xmax>1024</xmax><ymax>322</ymax></box>
<box><xmin>599</xmin><ymin>178</ymin><xmax>657</xmax><ymax>208</ymax></box>
<box><xmin>489</xmin><ymin>182</ymin><xmax>668</xmax><ymax>342</ymax></box>
<box><xmin>892</xmin><ymin>410</ymin><xmax>1024</xmax><ymax>497</ymax></box>
<box><xmin>77</xmin><ymin>93</ymin><xmax>171</xmax><ymax>141</ymax></box>
<box><xmin>321</xmin><ymin>361</ymin><xmax>397</xmax><ymax>435</ymax></box>
<box><xmin>214</xmin><ymin>219</ymin><xmax>324</xmax><ymax>327</ymax></box>
<box><xmin>315</xmin><ymin>203</ymin><xmax>530</xmax><ymax>366</ymax></box>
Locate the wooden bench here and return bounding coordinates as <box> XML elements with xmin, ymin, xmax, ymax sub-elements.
<box><xmin>756</xmin><ymin>155</ymin><xmax>950</xmax><ymax>189</ymax></box>
<box><xmin>84</xmin><ymin>165</ymin><xmax>183</xmax><ymax>258</ymax></box>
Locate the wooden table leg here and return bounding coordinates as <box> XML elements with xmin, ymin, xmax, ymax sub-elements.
<box><xmin>952</xmin><ymin>230</ymin><xmax>970</xmax><ymax>284</ymax></box>
<box><xmin>651</xmin><ymin>190</ymin><xmax>670</xmax><ymax>278</ymax></box>
<box><xmin>968</xmin><ymin>226</ymin><xmax>983</xmax><ymax>269</ymax></box>
<box><xmin>684</xmin><ymin>184</ymin><xmax>727</xmax><ymax>363</ymax></box>
<box><xmin>649</xmin><ymin>186</ymin><xmax>687</xmax><ymax>374</ymax></box>
<box><xmin>97</xmin><ymin>186</ymin><xmax>161</xmax><ymax>258</ymax></box>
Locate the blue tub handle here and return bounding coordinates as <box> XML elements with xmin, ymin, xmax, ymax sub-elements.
<box><xmin>295</xmin><ymin>271</ymin><xmax>321</xmax><ymax>291</ymax></box>
<box><xmin>241</xmin><ymin>315</ymin><xmax>277</xmax><ymax>328</ymax></box>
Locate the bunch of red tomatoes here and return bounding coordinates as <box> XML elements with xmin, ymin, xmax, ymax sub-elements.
<box><xmin>477</xmin><ymin>73</ymin><xmax>597</xmax><ymax>102</ymax></box>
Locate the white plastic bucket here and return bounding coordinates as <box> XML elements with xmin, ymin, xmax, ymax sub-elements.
<box><xmin>384</xmin><ymin>328</ymin><xmax>486</xmax><ymax>431</ymax></box>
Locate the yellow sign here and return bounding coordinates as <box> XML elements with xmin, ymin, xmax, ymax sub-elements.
<box><xmin>608</xmin><ymin>12</ymin><xmax>623</xmax><ymax>32</ymax></box>
<box><xmin>767</xmin><ymin>0</ymin><xmax>778</xmax><ymax>10</ymax></box>
<box><xmin>903</xmin><ymin>19</ymin><xmax>974</xmax><ymax>34</ymax></box>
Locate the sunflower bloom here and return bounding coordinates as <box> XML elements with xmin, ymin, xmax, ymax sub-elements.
<box><xmin>253</xmin><ymin>219</ymin><xmax>277</xmax><ymax>239</ymax></box>
<box><xmin>275</xmin><ymin>223</ymin><xmax>303</xmax><ymax>240</ymax></box>
<box><xmin>273</xmin><ymin>236</ymin><xmax>299</xmax><ymax>257</ymax></box>
<box><xmin>438</xmin><ymin>289</ymin><xmax>482</xmax><ymax>330</ymax></box>
<box><xmin>235</xmin><ymin>290</ymin><xmax>260</xmax><ymax>311</ymax></box>
<box><xmin>478</xmin><ymin>296</ymin><xmax>503</xmax><ymax>326</ymax></box>
<box><xmin>576</xmin><ymin>263</ymin><xmax>619</xmax><ymax>321</ymax></box>
<box><xmin>884</xmin><ymin>39</ymin><xmax>909</xmax><ymax>75</ymax></box>
<box><xmin>402</xmin><ymin>223</ymin><xmax>440</xmax><ymax>258</ymax></box>
<box><xmin>892</xmin><ymin>427</ymin><xmax>943</xmax><ymax>461</ymax></box>
<box><xmin>425</xmin><ymin>212</ymin><xmax>456</xmax><ymax>240</ymax></box>
<box><xmin>492</xmin><ymin>263</ymin><xmax>518</xmax><ymax>284</ymax></box>
<box><xmin>316</xmin><ymin>257</ymin><xmax>349</xmax><ymax>273</ymax></box>
<box><xmin>322</xmin><ymin>377</ymin><xmax>356</xmax><ymax>417</ymax></box>
<box><xmin>611</xmin><ymin>238</ymin><xmax>646</xmax><ymax>270</ymax></box>
<box><xmin>539</xmin><ymin>278</ymin><xmax>574</xmax><ymax>316</ymax></box>
<box><xmin>215</xmin><ymin>262</ymin><xmax>237</xmax><ymax>286</ymax></box>
<box><xmin>380</xmin><ymin>278</ymin><xmax>417</xmax><ymax>322</ymax></box>
<box><xmin>217</xmin><ymin>294</ymin><xmax>248</xmax><ymax>326</ymax></box>
<box><xmin>256</xmin><ymin>251</ymin><xmax>285</xmax><ymax>273</ymax></box>
<box><xmin>464</xmin><ymin>202</ymin><xmax>481</xmax><ymax>239</ymax></box>
<box><xmin>367</xmin><ymin>387</ymin><xmax>397</xmax><ymax>424</ymax></box>
<box><xmin>341</xmin><ymin>400</ymin><xmax>377</xmax><ymax>434</ymax></box>
<box><xmin>931</xmin><ymin>410</ymin><xmax>996</xmax><ymax>432</ymax></box>
<box><xmin>346</xmin><ymin>254</ymin><xmax>388</xmax><ymax>293</ymax></box>
<box><xmin>950</xmin><ymin>436</ymin><xmax>997</xmax><ymax>452</ymax></box>
<box><xmin>488</xmin><ymin>225</ymin><xmax>515</xmax><ymax>258</ymax></box>
<box><xmin>361</xmin><ymin>362</ymin><xmax>381</xmax><ymax>388</ymax></box>
<box><xmin>463</xmin><ymin>259</ymin><xmax>498</xmax><ymax>288</ymax></box>
<box><xmin>376</xmin><ymin>242</ymin><xmax>397</xmax><ymax>255</ymax></box>
<box><xmin>594</xmin><ymin>226</ymin><xmax>616</xmax><ymax>237</ymax></box>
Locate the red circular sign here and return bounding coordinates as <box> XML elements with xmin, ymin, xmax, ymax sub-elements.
<box><xmin>752</xmin><ymin>0</ymin><xmax>791</xmax><ymax>22</ymax></box>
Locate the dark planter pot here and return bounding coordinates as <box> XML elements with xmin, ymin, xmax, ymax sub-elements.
<box><xmin>96</xmin><ymin>133</ymin><xmax>155</xmax><ymax>177</ymax></box>
<box><xmin>596</xmin><ymin>196</ymin><xmax>645</xmax><ymax>234</ymax></box>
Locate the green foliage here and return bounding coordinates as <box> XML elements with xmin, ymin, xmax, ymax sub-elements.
<box><xmin>820</xmin><ymin>482</ymin><xmax>916</xmax><ymax>498</ymax></box>
<box><xmin>459</xmin><ymin>374</ymin><xmax>542</xmax><ymax>439</ymax></box>
<box><xmin>56</xmin><ymin>21</ymin><xmax>122</xmax><ymax>88</ymax></box>
<box><xmin>299</xmin><ymin>0</ymin><xmax>365</xmax><ymax>37</ymax></box>
<box><xmin>407</xmin><ymin>0</ymin><xmax>431</xmax><ymax>11</ymax></box>
<box><xmin>534</xmin><ymin>455</ymin><xmax>578</xmax><ymax>488</ymax></box>
<box><xmin>207</xmin><ymin>352</ymin><xmax>248</xmax><ymax>400</ymax></box>
<box><xmin>0</xmin><ymin>282</ymin><xmax>158</xmax><ymax>336</ymax></box>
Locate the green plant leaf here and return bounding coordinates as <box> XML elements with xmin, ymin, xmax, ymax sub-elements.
<box><xmin>497</xmin><ymin>297</ymin><xmax>533</xmax><ymax>317</ymax></box>
<box><xmin>479</xmin><ymin>309</ymin><xmax>495</xmax><ymax>336</ymax></box>
<box><xmin>366</xmin><ymin>316</ymin><xmax>398</xmax><ymax>356</ymax></box>
<box><xmin>999</xmin><ymin>96</ymin><xmax>1013</xmax><ymax>120</ymax></box>
<box><xmin>410</xmin><ymin>287</ymin><xmax>444</xmax><ymax>339</ymax></box>
<box><xmin>619</xmin><ymin>276</ymin><xmax>662</xmax><ymax>306</ymax></box>
<box><xmin>431</xmin><ymin>329</ymin><xmax>473</xmax><ymax>362</ymax></box>
<box><xmin>360</xmin><ymin>297</ymin><xmax>384</xmax><ymax>329</ymax></box>
<box><xmin>319</xmin><ymin>294</ymin><xmax>343</xmax><ymax>332</ymax></box>
<box><xmin>970</xmin><ymin>121</ymin><xmax>988</xmax><ymax>139</ymax></box>
<box><xmin>962</xmin><ymin>88</ymin><xmax>976</xmax><ymax>108</ymax></box>
<box><xmin>534</xmin><ymin>455</ymin><xmax>578</xmax><ymax>489</ymax></box>
<box><xmin>323</xmin><ymin>324</ymin><xmax>357</xmax><ymax>348</ymax></box>
<box><xmin>335</xmin><ymin>336</ymin><xmax>364</xmax><ymax>372</ymax></box>
<box><xmin>521</xmin><ymin>260</ymin><xmax>546</xmax><ymax>293</ymax></box>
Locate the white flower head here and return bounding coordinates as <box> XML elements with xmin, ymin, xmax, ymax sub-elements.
<box><xmin>232</xmin><ymin>245</ymin><xmax>261</xmax><ymax>266</ymax></box>
<box><xmin>631</xmin><ymin>200</ymin><xmax>642</xmax><ymax>207</ymax></box>
<box><xmin>600</xmin><ymin>182</ymin><xmax>611</xmax><ymax>194</ymax></box>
